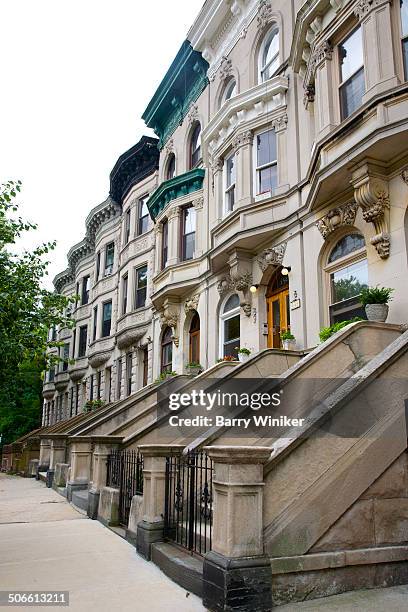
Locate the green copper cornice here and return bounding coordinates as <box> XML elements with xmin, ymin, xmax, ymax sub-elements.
<box><xmin>147</xmin><ymin>168</ymin><xmax>205</xmax><ymax>220</ymax></box>
<box><xmin>142</xmin><ymin>41</ymin><xmax>209</xmax><ymax>149</ymax></box>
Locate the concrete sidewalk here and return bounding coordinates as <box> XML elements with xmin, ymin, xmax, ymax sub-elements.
<box><xmin>1</xmin><ymin>473</ymin><xmax>408</xmax><ymax>612</ymax></box>
<box><xmin>0</xmin><ymin>473</ymin><xmax>204</xmax><ymax>612</ymax></box>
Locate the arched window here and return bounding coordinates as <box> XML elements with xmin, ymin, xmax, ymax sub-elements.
<box><xmin>189</xmin><ymin>122</ymin><xmax>201</xmax><ymax>169</ymax></box>
<box><xmin>166</xmin><ymin>153</ymin><xmax>176</xmax><ymax>180</ymax></box>
<box><xmin>189</xmin><ymin>312</ymin><xmax>200</xmax><ymax>364</ymax></box>
<box><xmin>220</xmin><ymin>294</ymin><xmax>240</xmax><ymax>358</ymax></box>
<box><xmin>325</xmin><ymin>233</ymin><xmax>368</xmax><ymax>324</ymax></box>
<box><xmin>223</xmin><ymin>79</ymin><xmax>237</xmax><ymax>103</ymax></box>
<box><xmin>161</xmin><ymin>327</ymin><xmax>173</xmax><ymax>373</ymax></box>
<box><xmin>259</xmin><ymin>27</ymin><xmax>279</xmax><ymax>83</ymax></box>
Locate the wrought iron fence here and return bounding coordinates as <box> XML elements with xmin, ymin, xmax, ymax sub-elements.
<box><xmin>164</xmin><ymin>449</ymin><xmax>213</xmax><ymax>556</ymax></box>
<box><xmin>106</xmin><ymin>449</ymin><xmax>143</xmax><ymax>526</ymax></box>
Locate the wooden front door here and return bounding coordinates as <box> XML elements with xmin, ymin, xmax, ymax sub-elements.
<box><xmin>267</xmin><ymin>289</ymin><xmax>290</xmax><ymax>348</ymax></box>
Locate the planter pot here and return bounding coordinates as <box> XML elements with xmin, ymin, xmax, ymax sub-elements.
<box><xmin>283</xmin><ymin>340</ymin><xmax>296</xmax><ymax>351</ymax></box>
<box><xmin>365</xmin><ymin>303</ymin><xmax>389</xmax><ymax>322</ymax></box>
<box><xmin>187</xmin><ymin>367</ymin><xmax>201</xmax><ymax>376</ymax></box>
<box><xmin>238</xmin><ymin>353</ymin><xmax>250</xmax><ymax>363</ymax></box>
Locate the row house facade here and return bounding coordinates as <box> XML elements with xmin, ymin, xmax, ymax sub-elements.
<box><xmin>43</xmin><ymin>0</ymin><xmax>408</xmax><ymax>424</ymax></box>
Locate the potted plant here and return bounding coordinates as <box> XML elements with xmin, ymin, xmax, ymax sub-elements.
<box><xmin>360</xmin><ymin>286</ymin><xmax>394</xmax><ymax>322</ymax></box>
<box><xmin>186</xmin><ymin>362</ymin><xmax>202</xmax><ymax>376</ymax></box>
<box><xmin>280</xmin><ymin>330</ymin><xmax>296</xmax><ymax>350</ymax></box>
<box><xmin>319</xmin><ymin>317</ymin><xmax>363</xmax><ymax>343</ymax></box>
<box><xmin>154</xmin><ymin>370</ymin><xmax>178</xmax><ymax>385</ymax></box>
<box><xmin>236</xmin><ymin>347</ymin><xmax>251</xmax><ymax>363</ymax></box>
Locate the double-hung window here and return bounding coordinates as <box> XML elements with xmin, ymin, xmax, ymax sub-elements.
<box><xmin>181</xmin><ymin>206</ymin><xmax>196</xmax><ymax>261</ymax></box>
<box><xmin>78</xmin><ymin>325</ymin><xmax>88</xmax><ymax>358</ymax></box>
<box><xmin>122</xmin><ymin>274</ymin><xmax>128</xmax><ymax>315</ymax></box>
<box><xmin>255</xmin><ymin>129</ymin><xmax>277</xmax><ymax>195</ymax></box>
<box><xmin>92</xmin><ymin>306</ymin><xmax>98</xmax><ymax>341</ymax></box>
<box><xmin>104</xmin><ymin>243</ymin><xmax>114</xmax><ymax>276</ymax></box>
<box><xmin>138</xmin><ymin>197</ymin><xmax>149</xmax><ymax>235</ymax></box>
<box><xmin>161</xmin><ymin>220</ymin><xmax>168</xmax><ymax>269</ymax></box>
<box><xmin>62</xmin><ymin>343</ymin><xmax>70</xmax><ymax>372</ymax></box>
<box><xmin>124</xmin><ymin>209</ymin><xmax>131</xmax><ymax>244</ymax></box>
<box><xmin>339</xmin><ymin>26</ymin><xmax>365</xmax><ymax>120</ymax></box>
<box><xmin>81</xmin><ymin>275</ymin><xmax>90</xmax><ymax>305</ymax></box>
<box><xmin>95</xmin><ymin>252</ymin><xmax>101</xmax><ymax>281</ymax></box>
<box><xmin>224</xmin><ymin>154</ymin><xmax>236</xmax><ymax>213</ymax></box>
<box><xmin>102</xmin><ymin>301</ymin><xmax>112</xmax><ymax>338</ymax></box>
<box><xmin>134</xmin><ymin>265</ymin><xmax>147</xmax><ymax>309</ymax></box>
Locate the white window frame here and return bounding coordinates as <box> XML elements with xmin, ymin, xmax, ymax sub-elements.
<box><xmin>223</xmin><ymin>153</ymin><xmax>236</xmax><ymax>215</ymax></box>
<box><xmin>258</xmin><ymin>26</ymin><xmax>280</xmax><ymax>84</ymax></box>
<box><xmin>253</xmin><ymin>127</ymin><xmax>278</xmax><ymax>199</ymax></box>
<box><xmin>219</xmin><ymin>293</ymin><xmax>241</xmax><ymax>358</ymax></box>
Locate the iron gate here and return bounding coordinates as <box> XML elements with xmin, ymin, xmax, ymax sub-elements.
<box><xmin>106</xmin><ymin>449</ymin><xmax>143</xmax><ymax>526</ymax></box>
<box><xmin>164</xmin><ymin>449</ymin><xmax>213</xmax><ymax>556</ymax></box>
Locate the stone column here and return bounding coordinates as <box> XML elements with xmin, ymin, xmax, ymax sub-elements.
<box><xmin>313</xmin><ymin>42</ymin><xmax>336</xmax><ymax>139</ymax></box>
<box><xmin>88</xmin><ymin>436</ymin><xmax>123</xmax><ymax>519</ymax></box>
<box><xmin>202</xmin><ymin>446</ymin><xmax>272</xmax><ymax>612</ymax></box>
<box><xmin>232</xmin><ymin>130</ymin><xmax>253</xmax><ymax>208</ymax></box>
<box><xmin>136</xmin><ymin>444</ymin><xmax>184</xmax><ymax>560</ymax></box>
<box><xmin>66</xmin><ymin>438</ymin><xmax>93</xmax><ymax>501</ymax></box>
<box><xmin>47</xmin><ymin>435</ymin><xmax>67</xmax><ymax>488</ymax></box>
<box><xmin>167</xmin><ymin>206</ymin><xmax>181</xmax><ymax>266</ymax></box>
<box><xmin>356</xmin><ymin>0</ymin><xmax>399</xmax><ymax>102</ymax></box>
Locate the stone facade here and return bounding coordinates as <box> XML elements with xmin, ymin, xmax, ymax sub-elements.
<box><xmin>43</xmin><ymin>0</ymin><xmax>408</xmax><ymax>428</ymax></box>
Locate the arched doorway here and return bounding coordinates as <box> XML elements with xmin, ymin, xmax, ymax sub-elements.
<box><xmin>266</xmin><ymin>268</ymin><xmax>290</xmax><ymax>348</ymax></box>
<box><xmin>161</xmin><ymin>327</ymin><xmax>173</xmax><ymax>373</ymax></box>
<box><xmin>189</xmin><ymin>312</ymin><xmax>200</xmax><ymax>364</ymax></box>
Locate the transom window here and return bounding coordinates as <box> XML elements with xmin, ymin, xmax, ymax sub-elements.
<box><xmin>326</xmin><ymin>233</ymin><xmax>368</xmax><ymax>324</ymax></box>
<box><xmin>255</xmin><ymin>129</ymin><xmax>277</xmax><ymax>195</ymax></box>
<box><xmin>134</xmin><ymin>265</ymin><xmax>147</xmax><ymax>309</ymax></box>
<box><xmin>220</xmin><ymin>294</ymin><xmax>240</xmax><ymax>359</ymax></box>
<box><xmin>259</xmin><ymin>27</ymin><xmax>279</xmax><ymax>83</ymax></box>
<box><xmin>181</xmin><ymin>206</ymin><xmax>196</xmax><ymax>261</ymax></box>
<box><xmin>138</xmin><ymin>196</ymin><xmax>149</xmax><ymax>235</ymax></box>
<box><xmin>401</xmin><ymin>0</ymin><xmax>408</xmax><ymax>79</ymax></box>
<box><xmin>339</xmin><ymin>26</ymin><xmax>365</xmax><ymax>120</ymax></box>
<box><xmin>224</xmin><ymin>153</ymin><xmax>236</xmax><ymax>213</ymax></box>
<box><xmin>190</xmin><ymin>123</ymin><xmax>201</xmax><ymax>169</ymax></box>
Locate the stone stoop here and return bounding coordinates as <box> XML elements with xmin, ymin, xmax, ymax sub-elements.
<box><xmin>151</xmin><ymin>542</ymin><xmax>204</xmax><ymax>597</ymax></box>
<box><xmin>71</xmin><ymin>489</ymin><xmax>89</xmax><ymax>512</ymax></box>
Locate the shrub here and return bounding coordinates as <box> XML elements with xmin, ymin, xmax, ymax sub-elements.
<box><xmin>360</xmin><ymin>286</ymin><xmax>394</xmax><ymax>306</ymax></box>
<box><xmin>319</xmin><ymin>317</ymin><xmax>364</xmax><ymax>343</ymax></box>
<box><xmin>280</xmin><ymin>330</ymin><xmax>295</xmax><ymax>341</ymax></box>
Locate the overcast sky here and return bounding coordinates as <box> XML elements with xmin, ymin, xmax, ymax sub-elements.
<box><xmin>1</xmin><ymin>0</ymin><xmax>204</xmax><ymax>288</ymax></box>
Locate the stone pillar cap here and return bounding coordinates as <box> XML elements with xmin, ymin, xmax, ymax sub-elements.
<box><xmin>138</xmin><ymin>444</ymin><xmax>185</xmax><ymax>457</ymax></box>
<box><xmin>203</xmin><ymin>446</ymin><xmax>271</xmax><ymax>464</ymax></box>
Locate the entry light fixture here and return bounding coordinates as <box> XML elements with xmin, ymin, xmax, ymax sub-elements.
<box><xmin>281</xmin><ymin>266</ymin><xmax>291</xmax><ymax>276</ymax></box>
<box><xmin>249</xmin><ymin>284</ymin><xmax>259</xmax><ymax>294</ymax></box>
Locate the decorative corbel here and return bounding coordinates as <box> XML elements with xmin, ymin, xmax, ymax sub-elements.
<box><xmin>160</xmin><ymin>308</ymin><xmax>180</xmax><ymax>347</ymax></box>
<box><xmin>351</xmin><ymin>165</ymin><xmax>390</xmax><ymax>259</ymax></box>
<box><xmin>184</xmin><ymin>294</ymin><xmax>200</xmax><ymax>314</ymax></box>
<box><xmin>257</xmin><ymin>0</ymin><xmax>273</xmax><ymax>29</ymax></box>
<box><xmin>219</xmin><ymin>56</ymin><xmax>232</xmax><ymax>81</ymax></box>
<box><xmin>257</xmin><ymin>242</ymin><xmax>287</xmax><ymax>271</ymax></box>
<box><xmin>315</xmin><ymin>202</ymin><xmax>359</xmax><ymax>239</ymax></box>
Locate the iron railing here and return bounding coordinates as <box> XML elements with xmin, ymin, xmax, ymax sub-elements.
<box><xmin>164</xmin><ymin>449</ymin><xmax>213</xmax><ymax>556</ymax></box>
<box><xmin>106</xmin><ymin>449</ymin><xmax>143</xmax><ymax>526</ymax></box>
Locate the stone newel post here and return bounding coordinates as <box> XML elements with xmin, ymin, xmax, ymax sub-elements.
<box><xmin>37</xmin><ymin>438</ymin><xmax>51</xmax><ymax>479</ymax></box>
<box><xmin>88</xmin><ymin>436</ymin><xmax>123</xmax><ymax>519</ymax></box>
<box><xmin>66</xmin><ymin>437</ymin><xmax>93</xmax><ymax>501</ymax></box>
<box><xmin>136</xmin><ymin>444</ymin><xmax>184</xmax><ymax>560</ymax></box>
<box><xmin>46</xmin><ymin>435</ymin><xmax>67</xmax><ymax>488</ymax></box>
<box><xmin>202</xmin><ymin>446</ymin><xmax>272</xmax><ymax>612</ymax></box>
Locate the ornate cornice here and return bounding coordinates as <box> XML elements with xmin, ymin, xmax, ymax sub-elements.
<box><xmin>109</xmin><ymin>136</ymin><xmax>159</xmax><ymax>205</ymax></box>
<box><xmin>147</xmin><ymin>168</ymin><xmax>205</xmax><ymax>220</ymax></box>
<box><xmin>142</xmin><ymin>41</ymin><xmax>209</xmax><ymax>149</ymax></box>
<box><xmin>315</xmin><ymin>203</ymin><xmax>358</xmax><ymax>239</ymax></box>
<box><xmin>257</xmin><ymin>242</ymin><xmax>287</xmax><ymax>271</ymax></box>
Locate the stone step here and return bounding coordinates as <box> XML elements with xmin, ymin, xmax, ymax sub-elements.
<box><xmin>151</xmin><ymin>542</ymin><xmax>203</xmax><ymax>597</ymax></box>
<box><xmin>71</xmin><ymin>489</ymin><xmax>89</xmax><ymax>512</ymax></box>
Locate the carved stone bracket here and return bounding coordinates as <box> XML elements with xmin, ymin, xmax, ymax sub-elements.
<box><xmin>165</xmin><ymin>138</ymin><xmax>174</xmax><ymax>154</ymax></box>
<box><xmin>271</xmin><ymin>114</ymin><xmax>288</xmax><ymax>133</ymax></box>
<box><xmin>160</xmin><ymin>307</ymin><xmax>180</xmax><ymax>347</ymax></box>
<box><xmin>315</xmin><ymin>203</ymin><xmax>359</xmax><ymax>239</ymax></box>
<box><xmin>232</xmin><ymin>130</ymin><xmax>253</xmax><ymax>154</ymax></box>
<box><xmin>219</xmin><ymin>56</ymin><xmax>232</xmax><ymax>81</ymax></box>
<box><xmin>354</xmin><ymin>0</ymin><xmax>392</xmax><ymax>22</ymax></box>
<box><xmin>351</xmin><ymin>165</ymin><xmax>391</xmax><ymax>259</ymax></box>
<box><xmin>184</xmin><ymin>294</ymin><xmax>200</xmax><ymax>314</ymax></box>
<box><xmin>257</xmin><ymin>242</ymin><xmax>287</xmax><ymax>272</ymax></box>
<box><xmin>305</xmin><ymin>41</ymin><xmax>333</xmax><ymax>88</ymax></box>
<box><xmin>193</xmin><ymin>196</ymin><xmax>204</xmax><ymax>211</ymax></box>
<box><xmin>257</xmin><ymin>0</ymin><xmax>274</xmax><ymax>29</ymax></box>
<box><xmin>186</xmin><ymin>103</ymin><xmax>199</xmax><ymax>126</ymax></box>
<box><xmin>217</xmin><ymin>272</ymin><xmax>253</xmax><ymax>317</ymax></box>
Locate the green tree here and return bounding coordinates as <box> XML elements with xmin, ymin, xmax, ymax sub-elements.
<box><xmin>0</xmin><ymin>181</ymin><xmax>74</xmax><ymax>448</ymax></box>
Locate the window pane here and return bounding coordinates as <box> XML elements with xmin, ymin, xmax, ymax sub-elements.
<box><xmin>224</xmin><ymin>294</ymin><xmax>240</xmax><ymax>313</ymax></box>
<box><xmin>330</xmin><ymin>296</ymin><xmax>367</xmax><ymax>325</ymax></box>
<box><xmin>331</xmin><ymin>259</ymin><xmax>368</xmax><ymax>303</ymax></box>
<box><xmin>224</xmin><ymin>315</ymin><xmax>240</xmax><ymax>342</ymax></box>
<box><xmin>262</xmin><ymin>30</ymin><xmax>279</xmax><ymax>80</ymax></box>
<box><xmin>329</xmin><ymin>233</ymin><xmax>365</xmax><ymax>263</ymax></box>
<box><xmin>167</xmin><ymin>155</ymin><xmax>175</xmax><ymax>180</ymax></box>
<box><xmin>184</xmin><ymin>207</ymin><xmax>196</xmax><ymax>235</ymax></box>
<box><xmin>339</xmin><ymin>27</ymin><xmax>363</xmax><ymax>82</ymax></box>
<box><xmin>402</xmin><ymin>0</ymin><xmax>408</xmax><ymax>37</ymax></box>
<box><xmin>259</xmin><ymin>164</ymin><xmax>278</xmax><ymax>193</ymax></box>
<box><xmin>403</xmin><ymin>39</ymin><xmax>408</xmax><ymax>80</ymax></box>
<box><xmin>137</xmin><ymin>266</ymin><xmax>147</xmax><ymax>288</ymax></box>
<box><xmin>257</xmin><ymin>130</ymin><xmax>277</xmax><ymax>167</ymax></box>
<box><xmin>224</xmin><ymin>80</ymin><xmax>236</xmax><ymax>101</ymax></box>
<box><xmin>183</xmin><ymin>233</ymin><xmax>195</xmax><ymax>260</ymax></box>
<box><xmin>340</xmin><ymin>67</ymin><xmax>365</xmax><ymax>119</ymax></box>
<box><xmin>103</xmin><ymin>302</ymin><xmax>112</xmax><ymax>321</ymax></box>
<box><xmin>226</xmin><ymin>156</ymin><xmax>235</xmax><ymax>187</ymax></box>
<box><xmin>140</xmin><ymin>198</ymin><xmax>148</xmax><ymax>218</ymax></box>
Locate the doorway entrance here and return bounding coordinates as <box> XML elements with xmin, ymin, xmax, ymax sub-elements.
<box><xmin>266</xmin><ymin>269</ymin><xmax>290</xmax><ymax>348</ymax></box>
